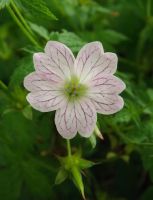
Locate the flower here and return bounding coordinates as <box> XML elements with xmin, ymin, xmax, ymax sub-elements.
<box><xmin>24</xmin><ymin>41</ymin><xmax>126</xmax><ymax>139</ymax></box>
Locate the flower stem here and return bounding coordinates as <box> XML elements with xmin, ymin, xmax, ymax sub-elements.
<box><xmin>7</xmin><ymin>5</ymin><xmax>40</xmax><ymax>48</ymax></box>
<box><xmin>66</xmin><ymin>139</ymin><xmax>72</xmax><ymax>159</ymax></box>
<box><xmin>10</xmin><ymin>0</ymin><xmax>34</xmax><ymax>37</ymax></box>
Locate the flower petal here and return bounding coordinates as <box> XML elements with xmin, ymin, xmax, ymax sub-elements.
<box><xmin>76</xmin><ymin>99</ymin><xmax>97</xmax><ymax>138</ymax></box>
<box><xmin>24</xmin><ymin>72</ymin><xmax>62</xmax><ymax>92</ymax></box>
<box><xmin>44</xmin><ymin>41</ymin><xmax>75</xmax><ymax>79</ymax></box>
<box><xmin>74</xmin><ymin>41</ymin><xmax>104</xmax><ymax>82</ymax></box>
<box><xmin>89</xmin><ymin>53</ymin><xmax>118</xmax><ymax>81</ymax></box>
<box><xmin>55</xmin><ymin>98</ymin><xmax>97</xmax><ymax>139</ymax></box>
<box><xmin>88</xmin><ymin>74</ymin><xmax>125</xmax><ymax>114</ymax></box>
<box><xmin>26</xmin><ymin>91</ymin><xmax>66</xmax><ymax>112</ymax></box>
<box><xmin>89</xmin><ymin>74</ymin><xmax>126</xmax><ymax>95</ymax></box>
<box><xmin>55</xmin><ymin>102</ymin><xmax>78</xmax><ymax>139</ymax></box>
<box><xmin>33</xmin><ymin>53</ymin><xmax>66</xmax><ymax>80</ymax></box>
<box><xmin>90</xmin><ymin>94</ymin><xmax>124</xmax><ymax>115</ymax></box>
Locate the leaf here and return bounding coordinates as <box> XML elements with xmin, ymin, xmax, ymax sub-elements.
<box><xmin>29</xmin><ymin>22</ymin><xmax>50</xmax><ymax>40</ymax></box>
<box><xmin>20</xmin><ymin>0</ymin><xmax>57</xmax><ymax>21</ymax></box>
<box><xmin>0</xmin><ymin>0</ymin><xmax>10</xmax><ymax>9</ymax></box>
<box><xmin>0</xmin><ymin>111</ymin><xmax>36</xmax><ymax>153</ymax></box>
<box><xmin>0</xmin><ymin>164</ymin><xmax>22</xmax><ymax>200</ymax></box>
<box><xmin>101</xmin><ymin>29</ymin><xmax>128</xmax><ymax>45</ymax></box>
<box><xmin>140</xmin><ymin>145</ymin><xmax>153</xmax><ymax>182</ymax></box>
<box><xmin>147</xmin><ymin>89</ymin><xmax>153</xmax><ymax>101</ymax></box>
<box><xmin>50</xmin><ymin>30</ymin><xmax>86</xmax><ymax>53</ymax></box>
<box><xmin>9</xmin><ymin>56</ymin><xmax>34</xmax><ymax>88</ymax></box>
<box><xmin>126</xmin><ymin>121</ymin><xmax>153</xmax><ymax>144</ymax></box>
<box><xmin>22</xmin><ymin>160</ymin><xmax>52</xmax><ymax>198</ymax></box>
<box><xmin>55</xmin><ymin>168</ymin><xmax>68</xmax><ymax>185</ymax></box>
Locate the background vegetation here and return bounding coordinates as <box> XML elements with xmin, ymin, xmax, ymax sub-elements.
<box><xmin>0</xmin><ymin>0</ymin><xmax>153</xmax><ymax>199</ymax></box>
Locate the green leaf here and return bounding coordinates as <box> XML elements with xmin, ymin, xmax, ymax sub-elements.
<box><xmin>55</xmin><ymin>168</ymin><xmax>68</xmax><ymax>185</ymax></box>
<box><xmin>101</xmin><ymin>29</ymin><xmax>128</xmax><ymax>46</ymax></box>
<box><xmin>126</xmin><ymin>121</ymin><xmax>153</xmax><ymax>144</ymax></box>
<box><xmin>29</xmin><ymin>22</ymin><xmax>50</xmax><ymax>40</ymax></box>
<box><xmin>71</xmin><ymin>167</ymin><xmax>85</xmax><ymax>199</ymax></box>
<box><xmin>0</xmin><ymin>111</ymin><xmax>36</xmax><ymax>153</ymax></box>
<box><xmin>0</xmin><ymin>0</ymin><xmax>10</xmax><ymax>9</ymax></box>
<box><xmin>9</xmin><ymin>56</ymin><xmax>34</xmax><ymax>88</ymax></box>
<box><xmin>20</xmin><ymin>0</ymin><xmax>57</xmax><ymax>21</ymax></box>
<box><xmin>147</xmin><ymin>89</ymin><xmax>153</xmax><ymax>101</ymax></box>
<box><xmin>0</xmin><ymin>164</ymin><xmax>22</xmax><ymax>200</ymax></box>
<box><xmin>50</xmin><ymin>30</ymin><xmax>86</xmax><ymax>53</ymax></box>
<box><xmin>22</xmin><ymin>160</ymin><xmax>52</xmax><ymax>198</ymax></box>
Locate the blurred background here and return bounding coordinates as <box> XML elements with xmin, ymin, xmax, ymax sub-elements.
<box><xmin>0</xmin><ymin>0</ymin><xmax>153</xmax><ymax>199</ymax></box>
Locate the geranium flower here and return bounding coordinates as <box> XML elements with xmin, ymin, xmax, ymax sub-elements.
<box><xmin>24</xmin><ymin>41</ymin><xmax>126</xmax><ymax>139</ymax></box>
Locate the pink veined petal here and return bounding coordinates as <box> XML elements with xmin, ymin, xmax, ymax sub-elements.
<box><xmin>55</xmin><ymin>102</ymin><xmax>78</xmax><ymax>139</ymax></box>
<box><xmin>89</xmin><ymin>53</ymin><xmax>118</xmax><ymax>81</ymax></box>
<box><xmin>55</xmin><ymin>98</ymin><xmax>97</xmax><ymax>139</ymax></box>
<box><xmin>75</xmin><ymin>98</ymin><xmax>97</xmax><ymax>137</ymax></box>
<box><xmin>74</xmin><ymin>41</ymin><xmax>104</xmax><ymax>82</ymax></box>
<box><xmin>24</xmin><ymin>72</ymin><xmax>63</xmax><ymax>92</ymax></box>
<box><xmin>26</xmin><ymin>91</ymin><xmax>66</xmax><ymax>112</ymax></box>
<box><xmin>44</xmin><ymin>41</ymin><xmax>75</xmax><ymax>79</ymax></box>
<box><xmin>88</xmin><ymin>74</ymin><xmax>126</xmax><ymax>95</ymax></box>
<box><xmin>87</xmin><ymin>74</ymin><xmax>125</xmax><ymax>114</ymax></box>
<box><xmin>33</xmin><ymin>52</ymin><xmax>66</xmax><ymax>80</ymax></box>
<box><xmin>89</xmin><ymin>93</ymin><xmax>124</xmax><ymax>115</ymax></box>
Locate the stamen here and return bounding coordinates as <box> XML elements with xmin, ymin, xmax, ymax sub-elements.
<box><xmin>63</xmin><ymin>76</ymin><xmax>88</xmax><ymax>101</ymax></box>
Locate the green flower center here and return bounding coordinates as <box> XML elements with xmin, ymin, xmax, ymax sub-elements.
<box><xmin>64</xmin><ymin>76</ymin><xmax>88</xmax><ymax>101</ymax></box>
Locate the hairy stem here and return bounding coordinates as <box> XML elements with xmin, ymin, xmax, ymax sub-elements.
<box><xmin>7</xmin><ymin>5</ymin><xmax>40</xmax><ymax>48</ymax></box>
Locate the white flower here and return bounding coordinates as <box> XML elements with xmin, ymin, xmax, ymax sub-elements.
<box><xmin>24</xmin><ymin>41</ymin><xmax>126</xmax><ymax>139</ymax></box>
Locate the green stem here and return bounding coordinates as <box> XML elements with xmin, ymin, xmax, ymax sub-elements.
<box><xmin>10</xmin><ymin>0</ymin><xmax>34</xmax><ymax>36</ymax></box>
<box><xmin>7</xmin><ymin>5</ymin><xmax>40</xmax><ymax>48</ymax></box>
<box><xmin>66</xmin><ymin>139</ymin><xmax>72</xmax><ymax>159</ymax></box>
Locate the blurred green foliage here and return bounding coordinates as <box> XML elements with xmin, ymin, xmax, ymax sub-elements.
<box><xmin>0</xmin><ymin>0</ymin><xmax>153</xmax><ymax>199</ymax></box>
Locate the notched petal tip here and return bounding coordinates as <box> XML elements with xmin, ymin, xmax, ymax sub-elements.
<box><xmin>33</xmin><ymin>52</ymin><xmax>43</xmax><ymax>61</ymax></box>
<box><xmin>80</xmin><ymin>41</ymin><xmax>104</xmax><ymax>54</ymax></box>
<box><xmin>114</xmin><ymin>76</ymin><xmax>126</xmax><ymax>94</ymax></box>
<box><xmin>23</xmin><ymin>72</ymin><xmax>34</xmax><ymax>91</ymax></box>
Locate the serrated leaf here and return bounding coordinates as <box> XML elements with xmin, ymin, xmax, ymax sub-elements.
<box><xmin>126</xmin><ymin>121</ymin><xmax>153</xmax><ymax>144</ymax></box>
<box><xmin>55</xmin><ymin>168</ymin><xmax>68</xmax><ymax>185</ymax></box>
<box><xmin>20</xmin><ymin>0</ymin><xmax>57</xmax><ymax>20</ymax></box>
<box><xmin>50</xmin><ymin>30</ymin><xmax>86</xmax><ymax>53</ymax></box>
<box><xmin>0</xmin><ymin>0</ymin><xmax>10</xmax><ymax>9</ymax></box>
<box><xmin>29</xmin><ymin>22</ymin><xmax>50</xmax><ymax>40</ymax></box>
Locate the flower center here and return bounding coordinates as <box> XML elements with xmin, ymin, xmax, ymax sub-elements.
<box><xmin>64</xmin><ymin>76</ymin><xmax>87</xmax><ymax>101</ymax></box>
